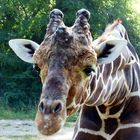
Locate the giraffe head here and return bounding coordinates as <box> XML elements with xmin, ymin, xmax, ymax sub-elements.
<box><xmin>9</xmin><ymin>9</ymin><xmax>127</xmax><ymax>135</ymax></box>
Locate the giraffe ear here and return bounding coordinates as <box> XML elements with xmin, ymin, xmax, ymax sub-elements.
<box><xmin>9</xmin><ymin>39</ymin><xmax>39</xmax><ymax>63</ymax></box>
<box><xmin>96</xmin><ymin>38</ymin><xmax>127</xmax><ymax>64</ymax></box>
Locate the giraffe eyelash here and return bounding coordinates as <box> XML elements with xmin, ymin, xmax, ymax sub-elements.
<box><xmin>83</xmin><ymin>66</ymin><xmax>95</xmax><ymax>76</ymax></box>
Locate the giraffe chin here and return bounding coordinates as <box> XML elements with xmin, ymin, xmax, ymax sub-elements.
<box><xmin>35</xmin><ymin>111</ymin><xmax>66</xmax><ymax>136</ymax></box>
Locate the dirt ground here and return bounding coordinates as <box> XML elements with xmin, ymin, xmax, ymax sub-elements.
<box><xmin>0</xmin><ymin>120</ymin><xmax>74</xmax><ymax>140</ymax></box>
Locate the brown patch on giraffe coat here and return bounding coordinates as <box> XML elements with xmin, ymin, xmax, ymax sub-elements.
<box><xmin>112</xmin><ymin>56</ymin><xmax>121</xmax><ymax>75</ymax></box>
<box><xmin>75</xmin><ymin>132</ymin><xmax>106</xmax><ymax>140</ymax></box>
<box><xmin>119</xmin><ymin>56</ymin><xmax>126</xmax><ymax>69</ymax></box>
<box><xmin>123</xmin><ymin>64</ymin><xmax>132</xmax><ymax>89</ymax></box>
<box><xmin>109</xmin><ymin>102</ymin><xmax>124</xmax><ymax>115</ymax></box>
<box><xmin>80</xmin><ymin>105</ymin><xmax>102</xmax><ymax>131</ymax></box>
<box><xmin>134</xmin><ymin>63</ymin><xmax>140</xmax><ymax>86</ymax></box>
<box><xmin>120</xmin><ymin>96</ymin><xmax>140</xmax><ymax>124</ymax></box>
<box><xmin>99</xmin><ymin>65</ymin><xmax>103</xmax><ymax>73</ymax></box>
<box><xmin>90</xmin><ymin>76</ymin><xmax>96</xmax><ymax>92</ymax></box>
<box><xmin>108</xmin><ymin>81</ymin><xmax>127</xmax><ymax>105</ymax></box>
<box><xmin>98</xmin><ymin>105</ymin><xmax>107</xmax><ymax>114</ymax></box>
<box><xmin>104</xmin><ymin>78</ymin><xmax>112</xmax><ymax>100</ymax></box>
<box><xmin>112</xmin><ymin>55</ymin><xmax>127</xmax><ymax>75</ymax></box>
<box><xmin>112</xmin><ymin>127</ymin><xmax>140</xmax><ymax>140</ymax></box>
<box><xmin>103</xmin><ymin>63</ymin><xmax>112</xmax><ymax>84</ymax></box>
<box><xmin>102</xmin><ymin>42</ymin><xmax>131</xmax><ymax>76</ymax></box>
<box><xmin>131</xmin><ymin>65</ymin><xmax>139</xmax><ymax>92</ymax></box>
<box><xmin>91</xmin><ymin>77</ymin><xmax>104</xmax><ymax>104</ymax></box>
<box><xmin>104</xmin><ymin>118</ymin><xmax>118</xmax><ymax>135</ymax></box>
<box><xmin>86</xmin><ymin>75</ymin><xmax>104</xmax><ymax>105</ymax></box>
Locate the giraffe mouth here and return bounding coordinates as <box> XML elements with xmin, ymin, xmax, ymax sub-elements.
<box><xmin>35</xmin><ymin>111</ymin><xmax>66</xmax><ymax>135</ymax></box>
<box><xmin>35</xmin><ymin>100</ymin><xmax>78</xmax><ymax>135</ymax></box>
<box><xmin>35</xmin><ymin>100</ymin><xmax>67</xmax><ymax>136</ymax></box>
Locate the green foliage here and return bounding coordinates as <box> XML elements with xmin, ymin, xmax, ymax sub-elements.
<box><xmin>0</xmin><ymin>0</ymin><xmax>140</xmax><ymax>111</ymax></box>
<box><xmin>55</xmin><ymin>0</ymin><xmax>140</xmax><ymax>51</ymax></box>
<box><xmin>0</xmin><ymin>0</ymin><xmax>53</xmax><ymax>43</ymax></box>
<box><xmin>66</xmin><ymin>112</ymin><xmax>79</xmax><ymax>122</ymax></box>
<box><xmin>0</xmin><ymin>106</ymin><xmax>36</xmax><ymax>119</ymax></box>
<box><xmin>0</xmin><ymin>44</ymin><xmax>41</xmax><ymax>110</ymax></box>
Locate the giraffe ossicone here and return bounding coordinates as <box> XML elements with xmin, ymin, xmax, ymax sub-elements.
<box><xmin>9</xmin><ymin>9</ymin><xmax>140</xmax><ymax>140</ymax></box>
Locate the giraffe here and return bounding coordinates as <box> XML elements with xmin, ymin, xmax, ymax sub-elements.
<box><xmin>8</xmin><ymin>9</ymin><xmax>140</xmax><ymax>140</ymax></box>
<box><xmin>73</xmin><ymin>19</ymin><xmax>140</xmax><ymax>140</ymax></box>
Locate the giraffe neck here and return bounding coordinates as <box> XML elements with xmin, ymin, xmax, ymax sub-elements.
<box><xmin>73</xmin><ymin>93</ymin><xmax>140</xmax><ymax>140</ymax></box>
<box><xmin>73</xmin><ymin>23</ymin><xmax>140</xmax><ymax>140</ymax></box>
<box><xmin>85</xmin><ymin>25</ymin><xmax>140</xmax><ymax>107</ymax></box>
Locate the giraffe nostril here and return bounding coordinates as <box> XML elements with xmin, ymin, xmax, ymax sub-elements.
<box><xmin>38</xmin><ymin>99</ymin><xmax>63</xmax><ymax>114</ymax></box>
<box><xmin>38</xmin><ymin>101</ymin><xmax>45</xmax><ymax>113</ymax></box>
<box><xmin>52</xmin><ymin>101</ymin><xmax>63</xmax><ymax>113</ymax></box>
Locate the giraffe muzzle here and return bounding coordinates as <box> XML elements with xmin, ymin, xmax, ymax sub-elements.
<box><xmin>35</xmin><ymin>98</ymin><xmax>67</xmax><ymax>135</ymax></box>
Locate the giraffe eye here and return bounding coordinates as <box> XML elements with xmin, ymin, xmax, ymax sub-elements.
<box><xmin>83</xmin><ymin>66</ymin><xmax>95</xmax><ymax>76</ymax></box>
<box><xmin>33</xmin><ymin>64</ymin><xmax>40</xmax><ymax>73</ymax></box>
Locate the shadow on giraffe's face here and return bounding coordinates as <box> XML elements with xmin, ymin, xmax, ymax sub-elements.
<box><xmin>33</xmin><ymin>24</ymin><xmax>97</xmax><ymax>135</ymax></box>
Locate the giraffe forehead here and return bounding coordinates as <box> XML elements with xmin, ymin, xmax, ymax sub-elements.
<box><xmin>34</xmin><ymin>38</ymin><xmax>97</xmax><ymax>69</ymax></box>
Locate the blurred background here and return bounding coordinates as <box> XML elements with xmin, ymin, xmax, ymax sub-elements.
<box><xmin>0</xmin><ymin>0</ymin><xmax>140</xmax><ymax>119</ymax></box>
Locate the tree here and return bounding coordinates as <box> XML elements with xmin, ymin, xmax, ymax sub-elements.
<box><xmin>0</xmin><ymin>0</ymin><xmax>140</xmax><ymax>109</ymax></box>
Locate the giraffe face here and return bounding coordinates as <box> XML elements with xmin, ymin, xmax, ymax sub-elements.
<box><xmin>9</xmin><ymin>9</ymin><xmax>127</xmax><ymax>136</ymax></box>
<box><xmin>33</xmin><ymin>25</ymin><xmax>97</xmax><ymax>135</ymax></box>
